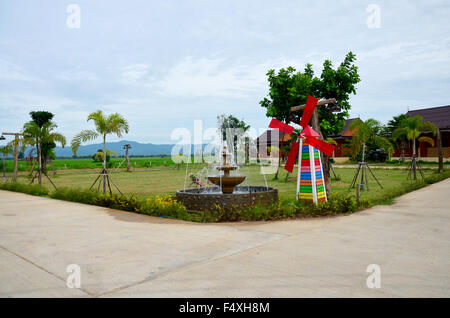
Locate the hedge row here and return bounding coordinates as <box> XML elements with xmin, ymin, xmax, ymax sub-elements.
<box><xmin>1</xmin><ymin>169</ymin><xmax>449</xmax><ymax>222</ymax></box>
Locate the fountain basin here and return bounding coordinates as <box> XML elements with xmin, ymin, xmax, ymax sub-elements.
<box><xmin>176</xmin><ymin>186</ymin><xmax>278</xmax><ymax>212</ymax></box>
<box><xmin>207</xmin><ymin>175</ymin><xmax>246</xmax><ymax>193</ymax></box>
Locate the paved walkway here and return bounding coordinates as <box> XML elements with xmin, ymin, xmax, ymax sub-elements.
<box><xmin>1</xmin><ymin>179</ymin><xmax>449</xmax><ymax>297</ymax></box>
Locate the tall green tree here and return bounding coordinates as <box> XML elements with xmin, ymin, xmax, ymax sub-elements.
<box><xmin>387</xmin><ymin>114</ymin><xmax>409</xmax><ymax>162</ymax></box>
<box><xmin>260</xmin><ymin>52</ymin><xmax>360</xmax><ymax>193</ymax></box>
<box><xmin>392</xmin><ymin>115</ymin><xmax>437</xmax><ymax>179</ymax></box>
<box><xmin>22</xmin><ymin>120</ymin><xmax>66</xmax><ymax>185</ymax></box>
<box><xmin>392</xmin><ymin>116</ymin><xmax>437</xmax><ymax>158</ymax></box>
<box><xmin>29</xmin><ymin>111</ymin><xmax>57</xmax><ymax>170</ymax></box>
<box><xmin>0</xmin><ymin>144</ymin><xmax>13</xmax><ymax>179</ymax></box>
<box><xmin>30</xmin><ymin>111</ymin><xmax>54</xmax><ymax>128</ymax></box>
<box><xmin>217</xmin><ymin>114</ymin><xmax>250</xmax><ymax>164</ymax></box>
<box><xmin>260</xmin><ymin>52</ymin><xmax>360</xmax><ymax>137</ymax></box>
<box><xmin>71</xmin><ymin>110</ymin><xmax>129</xmax><ymax>193</ymax></box>
<box><xmin>349</xmin><ymin>119</ymin><xmax>392</xmax><ymax>161</ymax></box>
<box><xmin>93</xmin><ymin>149</ymin><xmax>118</xmax><ymax>163</ymax></box>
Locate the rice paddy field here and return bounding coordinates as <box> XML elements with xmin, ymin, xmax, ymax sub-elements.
<box><xmin>0</xmin><ymin>156</ymin><xmax>175</xmax><ymax>172</ymax></box>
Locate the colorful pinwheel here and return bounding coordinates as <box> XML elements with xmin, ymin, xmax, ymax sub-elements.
<box><xmin>269</xmin><ymin>95</ymin><xmax>335</xmax><ymax>203</ymax></box>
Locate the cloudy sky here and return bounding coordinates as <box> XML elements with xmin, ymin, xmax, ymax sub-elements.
<box><xmin>1</xmin><ymin>0</ymin><xmax>449</xmax><ymax>145</ymax></box>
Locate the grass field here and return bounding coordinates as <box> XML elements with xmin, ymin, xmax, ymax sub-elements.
<box><xmin>11</xmin><ymin>163</ymin><xmax>444</xmax><ymax>205</ymax></box>
<box><xmin>0</xmin><ymin>156</ymin><xmax>176</xmax><ymax>172</ymax></box>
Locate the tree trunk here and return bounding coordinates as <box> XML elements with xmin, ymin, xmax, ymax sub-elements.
<box><xmin>2</xmin><ymin>154</ymin><xmax>6</xmax><ymax>180</ymax></box>
<box><xmin>103</xmin><ymin>135</ymin><xmax>106</xmax><ymax>194</ymax></box>
<box><xmin>42</xmin><ymin>155</ymin><xmax>47</xmax><ymax>173</ymax></box>
<box><xmin>244</xmin><ymin>137</ymin><xmax>249</xmax><ymax>165</ymax></box>
<box><xmin>37</xmin><ymin>142</ymin><xmax>42</xmax><ymax>185</ymax></box>
<box><xmin>126</xmin><ymin>147</ymin><xmax>130</xmax><ymax>172</ymax></box>
<box><xmin>274</xmin><ymin>158</ymin><xmax>280</xmax><ymax>180</ymax></box>
<box><xmin>412</xmin><ymin>138</ymin><xmax>417</xmax><ymax>180</ymax></box>
<box><xmin>13</xmin><ymin>134</ymin><xmax>19</xmax><ymax>182</ymax></box>
<box><xmin>400</xmin><ymin>141</ymin><xmax>405</xmax><ymax>163</ymax></box>
<box><xmin>50</xmin><ymin>159</ymin><xmax>56</xmax><ymax>176</ymax></box>
<box><xmin>437</xmin><ymin>129</ymin><xmax>443</xmax><ymax>173</ymax></box>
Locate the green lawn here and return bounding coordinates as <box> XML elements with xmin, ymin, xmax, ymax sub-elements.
<box><xmin>0</xmin><ymin>156</ymin><xmax>176</xmax><ymax>172</ymax></box>
<box><xmin>12</xmin><ymin>163</ymin><xmax>445</xmax><ymax>205</ymax></box>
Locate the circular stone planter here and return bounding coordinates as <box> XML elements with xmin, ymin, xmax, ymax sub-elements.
<box><xmin>176</xmin><ymin>186</ymin><xmax>278</xmax><ymax>212</ymax></box>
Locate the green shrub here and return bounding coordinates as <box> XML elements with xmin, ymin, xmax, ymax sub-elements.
<box><xmin>0</xmin><ymin>182</ymin><xmax>49</xmax><ymax>196</ymax></box>
<box><xmin>96</xmin><ymin>194</ymin><xmax>141</xmax><ymax>212</ymax></box>
<box><xmin>3</xmin><ymin>169</ymin><xmax>448</xmax><ymax>223</ymax></box>
<box><xmin>50</xmin><ymin>187</ymin><xmax>100</xmax><ymax>204</ymax></box>
<box><xmin>196</xmin><ymin>193</ymin><xmax>369</xmax><ymax>223</ymax></box>
<box><xmin>424</xmin><ymin>169</ymin><xmax>450</xmax><ymax>183</ymax></box>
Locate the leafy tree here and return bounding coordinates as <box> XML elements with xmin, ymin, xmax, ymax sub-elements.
<box><xmin>92</xmin><ymin>149</ymin><xmax>117</xmax><ymax>163</ymax></box>
<box><xmin>217</xmin><ymin>114</ymin><xmax>250</xmax><ymax>163</ymax></box>
<box><xmin>29</xmin><ymin>111</ymin><xmax>57</xmax><ymax>170</ymax></box>
<box><xmin>0</xmin><ymin>144</ymin><xmax>13</xmax><ymax>177</ymax></box>
<box><xmin>387</xmin><ymin>114</ymin><xmax>409</xmax><ymax>162</ymax></box>
<box><xmin>30</xmin><ymin>111</ymin><xmax>54</xmax><ymax>128</ymax></box>
<box><xmin>22</xmin><ymin>120</ymin><xmax>66</xmax><ymax>184</ymax></box>
<box><xmin>0</xmin><ymin>144</ymin><xmax>12</xmax><ymax>157</ymax></box>
<box><xmin>349</xmin><ymin>119</ymin><xmax>392</xmax><ymax>161</ymax></box>
<box><xmin>260</xmin><ymin>52</ymin><xmax>360</xmax><ymax>194</ymax></box>
<box><xmin>71</xmin><ymin>110</ymin><xmax>129</xmax><ymax>193</ymax></box>
<box><xmin>260</xmin><ymin>52</ymin><xmax>360</xmax><ymax>137</ymax></box>
<box><xmin>392</xmin><ymin>115</ymin><xmax>437</xmax><ymax>179</ymax></box>
<box><xmin>392</xmin><ymin>116</ymin><xmax>436</xmax><ymax>159</ymax></box>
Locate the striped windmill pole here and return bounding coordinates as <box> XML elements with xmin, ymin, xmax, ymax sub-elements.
<box><xmin>268</xmin><ymin>95</ymin><xmax>335</xmax><ymax>203</ymax></box>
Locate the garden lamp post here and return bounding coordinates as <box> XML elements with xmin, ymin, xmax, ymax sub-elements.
<box><xmin>1</xmin><ymin>134</ymin><xmax>6</xmax><ymax>182</ymax></box>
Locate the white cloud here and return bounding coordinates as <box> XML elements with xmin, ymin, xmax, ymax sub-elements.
<box><xmin>117</xmin><ymin>63</ymin><xmax>150</xmax><ymax>85</ymax></box>
<box><xmin>53</xmin><ymin>70</ymin><xmax>99</xmax><ymax>81</ymax></box>
<box><xmin>158</xmin><ymin>57</ymin><xmax>312</xmax><ymax>98</ymax></box>
<box><xmin>0</xmin><ymin>59</ymin><xmax>43</xmax><ymax>82</ymax></box>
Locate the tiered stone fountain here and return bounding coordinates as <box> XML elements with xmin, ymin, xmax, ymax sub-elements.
<box><xmin>176</xmin><ymin>146</ymin><xmax>278</xmax><ymax>212</ymax></box>
<box><xmin>206</xmin><ymin>146</ymin><xmax>246</xmax><ymax>194</ymax></box>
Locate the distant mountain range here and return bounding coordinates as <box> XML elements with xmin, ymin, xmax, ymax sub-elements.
<box><xmin>50</xmin><ymin>140</ymin><xmax>178</xmax><ymax>157</ymax></box>
<box><xmin>46</xmin><ymin>140</ymin><xmax>209</xmax><ymax>158</ymax></box>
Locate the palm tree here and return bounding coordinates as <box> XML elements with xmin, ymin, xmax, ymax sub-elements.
<box><xmin>22</xmin><ymin>121</ymin><xmax>66</xmax><ymax>185</ymax></box>
<box><xmin>0</xmin><ymin>144</ymin><xmax>13</xmax><ymax>181</ymax></box>
<box><xmin>71</xmin><ymin>110</ymin><xmax>129</xmax><ymax>193</ymax></box>
<box><xmin>93</xmin><ymin>149</ymin><xmax>118</xmax><ymax>163</ymax></box>
<box><xmin>392</xmin><ymin>115</ymin><xmax>436</xmax><ymax>179</ymax></box>
<box><xmin>387</xmin><ymin>114</ymin><xmax>408</xmax><ymax>162</ymax></box>
<box><xmin>349</xmin><ymin>119</ymin><xmax>392</xmax><ymax>161</ymax></box>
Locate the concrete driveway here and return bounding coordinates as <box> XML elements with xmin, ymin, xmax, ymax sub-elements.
<box><xmin>1</xmin><ymin>179</ymin><xmax>449</xmax><ymax>297</ymax></box>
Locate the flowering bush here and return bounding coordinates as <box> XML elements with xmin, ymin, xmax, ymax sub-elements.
<box><xmin>141</xmin><ymin>195</ymin><xmax>188</xmax><ymax>219</ymax></box>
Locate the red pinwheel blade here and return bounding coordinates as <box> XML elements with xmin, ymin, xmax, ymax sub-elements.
<box><xmin>305</xmin><ymin>136</ymin><xmax>335</xmax><ymax>157</ymax></box>
<box><xmin>301</xmin><ymin>125</ymin><xmax>320</xmax><ymax>137</ymax></box>
<box><xmin>299</xmin><ymin>95</ymin><xmax>319</xmax><ymax>128</ymax></box>
<box><xmin>269</xmin><ymin>118</ymin><xmax>294</xmax><ymax>134</ymax></box>
<box><xmin>284</xmin><ymin>141</ymin><xmax>299</xmax><ymax>173</ymax></box>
